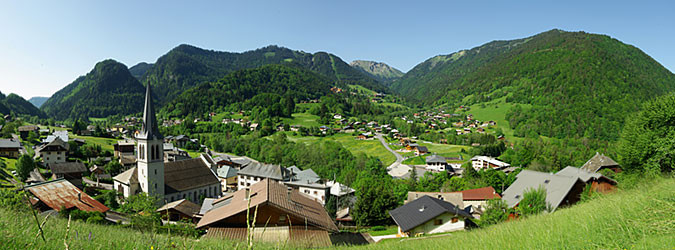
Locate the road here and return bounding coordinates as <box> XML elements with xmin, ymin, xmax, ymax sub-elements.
<box><xmin>83</xmin><ymin>177</ymin><xmax>113</xmax><ymax>190</ymax></box>
<box><xmin>375</xmin><ymin>134</ymin><xmax>411</xmax><ymax>178</ymax></box>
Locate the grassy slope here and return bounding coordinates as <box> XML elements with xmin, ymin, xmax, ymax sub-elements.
<box><xmin>345</xmin><ymin>178</ymin><xmax>675</xmax><ymax>250</ymax></box>
<box><xmin>282</xmin><ymin>113</ymin><xmax>322</xmax><ymax>127</ymax></box>
<box><xmin>285</xmin><ymin>132</ymin><xmax>396</xmax><ymax>166</ymax></box>
<box><xmin>70</xmin><ymin>134</ymin><xmax>118</xmax><ymax>151</ymax></box>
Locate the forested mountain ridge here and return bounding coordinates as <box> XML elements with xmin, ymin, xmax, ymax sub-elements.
<box><xmin>141</xmin><ymin>44</ymin><xmax>387</xmax><ymax>105</ymax></box>
<box><xmin>0</xmin><ymin>92</ymin><xmax>46</xmax><ymax>117</ymax></box>
<box><xmin>350</xmin><ymin>60</ymin><xmax>404</xmax><ymax>86</ymax></box>
<box><xmin>41</xmin><ymin>59</ymin><xmax>146</xmax><ymax>121</ymax></box>
<box><xmin>161</xmin><ymin>64</ymin><xmax>333</xmax><ymax>118</ymax></box>
<box><xmin>392</xmin><ymin>29</ymin><xmax>675</xmax><ymax>140</ymax></box>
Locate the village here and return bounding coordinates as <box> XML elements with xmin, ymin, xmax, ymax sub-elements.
<box><xmin>0</xmin><ymin>84</ymin><xmax>624</xmax><ymax>248</ymax></box>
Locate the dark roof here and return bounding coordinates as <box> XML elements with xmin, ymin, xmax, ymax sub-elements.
<box><xmin>136</xmin><ymin>84</ymin><xmax>163</xmax><ymax>140</ymax></box>
<box><xmin>197</xmin><ymin>179</ymin><xmax>338</xmax><ymax>232</ymax></box>
<box><xmin>580</xmin><ymin>153</ymin><xmax>620</xmax><ymax>173</ymax></box>
<box><xmin>556</xmin><ymin>166</ymin><xmax>617</xmax><ymax>185</ymax></box>
<box><xmin>416</xmin><ymin>146</ymin><xmax>428</xmax><ymax>152</ymax></box>
<box><xmin>502</xmin><ymin>170</ymin><xmax>582</xmax><ymax>211</ymax></box>
<box><xmin>164</xmin><ymin>158</ymin><xmax>220</xmax><ymax>194</ymax></box>
<box><xmin>38</xmin><ymin>137</ymin><xmax>68</xmax><ymax>152</ymax></box>
<box><xmin>157</xmin><ymin>199</ymin><xmax>201</xmax><ymax>217</ymax></box>
<box><xmin>0</xmin><ymin>139</ymin><xmax>21</xmax><ymax>149</ymax></box>
<box><xmin>389</xmin><ymin>195</ymin><xmax>472</xmax><ymax>232</ymax></box>
<box><xmin>25</xmin><ymin>179</ymin><xmax>109</xmax><ymax>213</ymax></box>
<box><xmin>238</xmin><ymin>162</ymin><xmax>291</xmax><ymax>181</ymax></box>
<box><xmin>50</xmin><ymin>162</ymin><xmax>87</xmax><ymax>175</ymax></box>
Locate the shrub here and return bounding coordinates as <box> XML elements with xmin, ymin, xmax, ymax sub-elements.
<box><xmin>516</xmin><ymin>187</ymin><xmax>548</xmax><ymax>217</ymax></box>
<box><xmin>479</xmin><ymin>198</ymin><xmax>511</xmax><ymax>226</ymax></box>
<box><xmin>371</xmin><ymin>225</ymin><xmax>386</xmax><ymax>231</ymax></box>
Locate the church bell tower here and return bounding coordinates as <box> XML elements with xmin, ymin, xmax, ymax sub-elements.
<box><xmin>137</xmin><ymin>84</ymin><xmax>164</xmax><ymax>198</ymax></box>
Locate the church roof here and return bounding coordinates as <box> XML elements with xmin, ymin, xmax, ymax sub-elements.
<box><xmin>164</xmin><ymin>158</ymin><xmax>220</xmax><ymax>194</ymax></box>
<box><xmin>137</xmin><ymin>84</ymin><xmax>163</xmax><ymax>140</ymax></box>
<box><xmin>113</xmin><ymin>167</ymin><xmax>138</xmax><ymax>185</ymax></box>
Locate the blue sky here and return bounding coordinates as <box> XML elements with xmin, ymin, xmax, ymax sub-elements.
<box><xmin>1</xmin><ymin>1</ymin><xmax>674</xmax><ymax>98</ymax></box>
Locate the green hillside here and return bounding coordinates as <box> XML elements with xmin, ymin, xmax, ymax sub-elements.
<box><xmin>350</xmin><ymin>60</ymin><xmax>404</xmax><ymax>86</ymax></box>
<box><xmin>162</xmin><ymin>64</ymin><xmax>333</xmax><ymax>118</ymax></box>
<box><xmin>40</xmin><ymin>59</ymin><xmax>145</xmax><ymax>121</ymax></box>
<box><xmin>0</xmin><ymin>92</ymin><xmax>46</xmax><ymax>117</ymax></box>
<box><xmin>392</xmin><ymin>29</ymin><xmax>675</xmax><ymax>140</ymax></box>
<box><xmin>142</xmin><ymin>44</ymin><xmax>387</xmax><ymax>105</ymax></box>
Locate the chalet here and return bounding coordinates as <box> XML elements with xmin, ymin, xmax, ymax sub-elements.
<box><xmin>580</xmin><ymin>152</ymin><xmax>622</xmax><ymax>173</ymax></box>
<box><xmin>163</xmin><ymin>143</ymin><xmax>190</xmax><ymax>162</ymax></box>
<box><xmin>17</xmin><ymin>125</ymin><xmax>39</xmax><ymax>139</ymax></box>
<box><xmin>213</xmin><ymin>155</ymin><xmax>251</xmax><ymax>170</ymax></box>
<box><xmin>49</xmin><ymin>162</ymin><xmax>87</xmax><ymax>189</ymax></box>
<box><xmin>405</xmin><ymin>192</ymin><xmax>463</xmax><ymax>207</ymax></box>
<box><xmin>215</xmin><ymin>165</ymin><xmax>239</xmax><ymax>192</ymax></box>
<box><xmin>477</xmin><ymin>127</ymin><xmax>485</xmax><ymax>133</ymax></box>
<box><xmin>157</xmin><ymin>199</ymin><xmax>201</xmax><ymax>223</ymax></box>
<box><xmin>89</xmin><ymin>165</ymin><xmax>111</xmax><ymax>180</ymax></box>
<box><xmin>25</xmin><ymin>179</ymin><xmax>109</xmax><ymax>214</ymax></box>
<box><xmin>249</xmin><ymin>123</ymin><xmax>259</xmax><ymax>131</ymax></box>
<box><xmin>456</xmin><ymin>187</ymin><xmax>501</xmax><ymax>218</ymax></box>
<box><xmin>197</xmin><ymin>179</ymin><xmax>338</xmax><ymax>248</ymax></box>
<box><xmin>502</xmin><ymin>170</ymin><xmax>585</xmax><ymax>212</ymax></box>
<box><xmin>389</xmin><ymin>196</ymin><xmax>473</xmax><ymax>237</ymax></box>
<box><xmin>406</xmin><ymin>143</ymin><xmax>419</xmax><ymax>151</ymax></box>
<box><xmin>170</xmin><ymin>135</ymin><xmax>191</xmax><ymax>148</ymax></box>
<box><xmin>333</xmin><ymin>114</ymin><xmax>342</xmax><ymax>119</ymax></box>
<box><xmin>36</xmin><ymin>137</ymin><xmax>68</xmax><ymax>167</ymax></box>
<box><xmin>471</xmin><ymin>156</ymin><xmax>510</xmax><ymax>170</ymax></box>
<box><xmin>0</xmin><ymin>139</ymin><xmax>21</xmax><ymax>158</ymax></box>
<box><xmin>425</xmin><ymin>154</ymin><xmax>448</xmax><ymax>172</ymax></box>
<box><xmin>119</xmin><ymin>155</ymin><xmax>137</xmax><ymax>169</ymax></box>
<box><xmin>284</xmin><ymin>166</ymin><xmax>329</xmax><ymax>205</ymax></box>
<box><xmin>237</xmin><ymin>162</ymin><xmax>291</xmax><ymax>190</ymax></box>
<box><xmin>290</xmin><ymin>125</ymin><xmax>302</xmax><ymax>132</ymax></box>
<box><xmin>415</xmin><ymin>146</ymin><xmax>429</xmax><ymax>156</ymax></box>
<box><xmin>114</xmin><ymin>140</ymin><xmax>135</xmax><ymax>158</ymax></box>
<box><xmin>556</xmin><ymin>166</ymin><xmax>617</xmax><ymax>194</ymax></box>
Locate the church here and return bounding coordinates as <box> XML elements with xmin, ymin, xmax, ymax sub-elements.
<box><xmin>113</xmin><ymin>84</ymin><xmax>221</xmax><ymax>204</ymax></box>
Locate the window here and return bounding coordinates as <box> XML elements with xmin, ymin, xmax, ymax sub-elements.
<box><xmin>279</xmin><ymin>215</ymin><xmax>287</xmax><ymax>223</ymax></box>
<box><xmin>154</xmin><ymin>169</ymin><xmax>157</xmax><ymax>175</ymax></box>
<box><xmin>451</xmin><ymin>217</ymin><xmax>459</xmax><ymax>223</ymax></box>
<box><xmin>434</xmin><ymin>219</ymin><xmax>443</xmax><ymax>225</ymax></box>
<box><xmin>313</xmin><ymin>191</ymin><xmax>317</xmax><ymax>195</ymax></box>
<box><xmin>154</xmin><ymin>183</ymin><xmax>157</xmax><ymax>190</ymax></box>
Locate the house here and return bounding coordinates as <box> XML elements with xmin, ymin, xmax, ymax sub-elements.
<box><xmin>580</xmin><ymin>152</ymin><xmax>622</xmax><ymax>173</ymax></box>
<box><xmin>49</xmin><ymin>162</ymin><xmax>87</xmax><ymax>189</ymax></box>
<box><xmin>171</xmin><ymin>135</ymin><xmax>191</xmax><ymax>148</ymax></box>
<box><xmin>470</xmin><ymin>156</ymin><xmax>510</xmax><ymax>170</ymax></box>
<box><xmin>157</xmin><ymin>199</ymin><xmax>201</xmax><ymax>223</ymax></box>
<box><xmin>17</xmin><ymin>125</ymin><xmax>39</xmax><ymax>139</ymax></box>
<box><xmin>237</xmin><ymin>162</ymin><xmax>291</xmax><ymax>190</ymax></box>
<box><xmin>119</xmin><ymin>155</ymin><xmax>137</xmax><ymax>169</ymax></box>
<box><xmin>25</xmin><ymin>179</ymin><xmax>109</xmax><ymax>213</ymax></box>
<box><xmin>389</xmin><ymin>196</ymin><xmax>473</xmax><ymax>237</ymax></box>
<box><xmin>42</xmin><ymin>130</ymin><xmax>69</xmax><ymax>144</ymax></box>
<box><xmin>197</xmin><ymin>179</ymin><xmax>338</xmax><ymax>248</ymax></box>
<box><xmin>456</xmin><ymin>186</ymin><xmax>501</xmax><ymax>218</ymax></box>
<box><xmin>89</xmin><ymin>165</ymin><xmax>111</xmax><ymax>180</ymax></box>
<box><xmin>425</xmin><ymin>154</ymin><xmax>448</xmax><ymax>172</ymax></box>
<box><xmin>215</xmin><ymin>165</ymin><xmax>239</xmax><ymax>192</ymax></box>
<box><xmin>415</xmin><ymin>146</ymin><xmax>429</xmax><ymax>156</ymax></box>
<box><xmin>113</xmin><ymin>84</ymin><xmax>221</xmax><ymax>205</ymax></box>
<box><xmin>0</xmin><ymin>139</ymin><xmax>21</xmax><ymax>158</ymax></box>
<box><xmin>113</xmin><ymin>140</ymin><xmax>135</xmax><ymax>158</ymax></box>
<box><xmin>284</xmin><ymin>166</ymin><xmax>329</xmax><ymax>205</ymax></box>
<box><xmin>36</xmin><ymin>137</ymin><xmax>69</xmax><ymax>166</ymax></box>
<box><xmin>406</xmin><ymin>143</ymin><xmax>419</xmax><ymax>151</ymax></box>
<box><xmin>405</xmin><ymin>192</ymin><xmax>463</xmax><ymax>207</ymax></box>
<box><xmin>555</xmin><ymin>166</ymin><xmax>617</xmax><ymax>194</ymax></box>
<box><xmin>502</xmin><ymin>170</ymin><xmax>586</xmax><ymax>212</ymax></box>
<box><xmin>249</xmin><ymin>123</ymin><xmax>259</xmax><ymax>131</ymax></box>
<box><xmin>477</xmin><ymin>127</ymin><xmax>485</xmax><ymax>133</ymax></box>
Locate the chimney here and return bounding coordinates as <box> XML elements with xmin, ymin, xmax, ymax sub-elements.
<box><xmin>287</xmin><ymin>186</ymin><xmax>293</xmax><ymax>202</ymax></box>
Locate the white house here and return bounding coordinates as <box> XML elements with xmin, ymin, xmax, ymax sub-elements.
<box><xmin>470</xmin><ymin>156</ymin><xmax>510</xmax><ymax>170</ymax></box>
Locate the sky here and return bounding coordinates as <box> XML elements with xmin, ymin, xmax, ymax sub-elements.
<box><xmin>1</xmin><ymin>1</ymin><xmax>674</xmax><ymax>99</ymax></box>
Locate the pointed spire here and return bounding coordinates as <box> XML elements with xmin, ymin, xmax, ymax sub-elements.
<box><xmin>137</xmin><ymin>84</ymin><xmax>162</xmax><ymax>140</ymax></box>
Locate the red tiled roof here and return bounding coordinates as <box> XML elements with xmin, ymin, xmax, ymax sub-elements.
<box><xmin>458</xmin><ymin>186</ymin><xmax>501</xmax><ymax>200</ymax></box>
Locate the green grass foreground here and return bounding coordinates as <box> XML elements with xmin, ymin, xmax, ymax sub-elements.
<box><xmin>1</xmin><ymin>178</ymin><xmax>673</xmax><ymax>249</ymax></box>
<box><xmin>347</xmin><ymin>177</ymin><xmax>675</xmax><ymax>250</ymax></box>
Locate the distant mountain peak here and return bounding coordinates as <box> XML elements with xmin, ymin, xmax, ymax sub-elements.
<box><xmin>350</xmin><ymin>60</ymin><xmax>404</xmax><ymax>86</ymax></box>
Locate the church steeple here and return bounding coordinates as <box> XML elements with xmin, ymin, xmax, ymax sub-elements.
<box><xmin>137</xmin><ymin>84</ymin><xmax>162</xmax><ymax>140</ymax></box>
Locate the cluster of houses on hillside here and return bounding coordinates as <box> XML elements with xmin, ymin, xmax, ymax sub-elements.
<box><xmin>387</xmin><ymin>153</ymin><xmax>620</xmax><ymax>237</ymax></box>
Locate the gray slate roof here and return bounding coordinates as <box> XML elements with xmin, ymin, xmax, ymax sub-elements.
<box><xmin>0</xmin><ymin>139</ymin><xmax>21</xmax><ymax>149</ymax></box>
<box><xmin>389</xmin><ymin>195</ymin><xmax>472</xmax><ymax>232</ymax></box>
<box><xmin>556</xmin><ymin>166</ymin><xmax>616</xmax><ymax>184</ymax></box>
<box><xmin>580</xmin><ymin>152</ymin><xmax>619</xmax><ymax>173</ymax></box>
<box><xmin>237</xmin><ymin>162</ymin><xmax>291</xmax><ymax>181</ymax></box>
<box><xmin>216</xmin><ymin>165</ymin><xmax>238</xmax><ymax>179</ymax></box>
<box><xmin>50</xmin><ymin>162</ymin><xmax>87</xmax><ymax>175</ymax></box>
<box><xmin>425</xmin><ymin>154</ymin><xmax>446</xmax><ymax>164</ymax></box>
<box><xmin>137</xmin><ymin>84</ymin><xmax>163</xmax><ymax>140</ymax></box>
<box><xmin>501</xmin><ymin>170</ymin><xmax>582</xmax><ymax>211</ymax></box>
<box><xmin>199</xmin><ymin>198</ymin><xmax>217</xmax><ymax>215</ymax></box>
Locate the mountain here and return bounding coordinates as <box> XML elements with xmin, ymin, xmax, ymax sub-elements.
<box><xmin>162</xmin><ymin>64</ymin><xmax>333</xmax><ymax>118</ymax></box>
<box><xmin>142</xmin><ymin>44</ymin><xmax>387</xmax><ymax>105</ymax></box>
<box><xmin>41</xmin><ymin>59</ymin><xmax>146</xmax><ymax>120</ymax></box>
<box><xmin>128</xmin><ymin>62</ymin><xmax>153</xmax><ymax>80</ymax></box>
<box><xmin>392</xmin><ymin>29</ymin><xmax>675</xmax><ymax>140</ymax></box>
<box><xmin>350</xmin><ymin>60</ymin><xmax>404</xmax><ymax>86</ymax></box>
<box><xmin>28</xmin><ymin>97</ymin><xmax>49</xmax><ymax>108</ymax></box>
<box><xmin>0</xmin><ymin>92</ymin><xmax>46</xmax><ymax>117</ymax></box>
